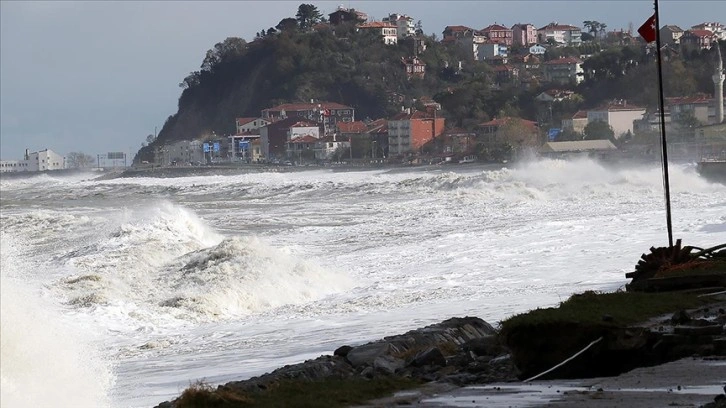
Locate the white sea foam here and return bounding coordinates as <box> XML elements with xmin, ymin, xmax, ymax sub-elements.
<box><xmin>2</xmin><ymin>157</ymin><xmax>724</xmax><ymax>408</ymax></box>
<box><xmin>0</xmin><ymin>233</ymin><xmax>114</xmax><ymax>407</ymax></box>
<box><xmin>50</xmin><ymin>201</ymin><xmax>352</xmax><ymax>326</ymax></box>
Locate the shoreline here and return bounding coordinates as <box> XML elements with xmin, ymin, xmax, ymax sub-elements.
<box><xmin>154</xmin><ymin>288</ymin><xmax>726</xmax><ymax>408</ymax></box>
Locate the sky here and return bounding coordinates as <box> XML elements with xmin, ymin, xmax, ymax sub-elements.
<box><xmin>1</xmin><ymin>0</ymin><xmax>724</xmax><ymax>160</ymax></box>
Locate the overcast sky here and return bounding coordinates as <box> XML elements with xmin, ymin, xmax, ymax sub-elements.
<box><xmin>1</xmin><ymin>0</ymin><xmax>723</xmax><ymax>160</ymax></box>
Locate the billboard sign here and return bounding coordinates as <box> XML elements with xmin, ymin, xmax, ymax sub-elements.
<box><xmin>213</xmin><ymin>142</ymin><xmax>220</xmax><ymax>152</ymax></box>
<box><xmin>548</xmin><ymin>128</ymin><xmax>561</xmax><ymax>142</ymax></box>
<box><xmin>203</xmin><ymin>143</ymin><xmax>210</xmax><ymax>153</ymax></box>
<box><xmin>107</xmin><ymin>152</ymin><xmax>125</xmax><ymax>160</ymax></box>
<box><xmin>239</xmin><ymin>140</ymin><xmax>250</xmax><ymax>150</ymax></box>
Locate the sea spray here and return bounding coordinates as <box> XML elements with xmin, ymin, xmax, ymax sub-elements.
<box><xmin>0</xmin><ymin>233</ymin><xmax>114</xmax><ymax>407</ymax></box>
<box><xmin>158</xmin><ymin>236</ymin><xmax>355</xmax><ymax>319</ymax></box>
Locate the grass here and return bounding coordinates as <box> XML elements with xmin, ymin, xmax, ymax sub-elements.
<box><xmin>175</xmin><ymin>377</ymin><xmax>423</xmax><ymax>408</ymax></box>
<box><xmin>499</xmin><ymin>290</ymin><xmax>713</xmax><ymax>336</ymax></box>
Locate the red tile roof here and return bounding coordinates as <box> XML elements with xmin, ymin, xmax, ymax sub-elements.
<box><xmin>236</xmin><ymin>117</ymin><xmax>258</xmax><ymax>126</ymax></box>
<box><xmin>481</xmin><ymin>24</ymin><xmax>510</xmax><ymax>32</ymax></box>
<box><xmin>572</xmin><ymin>110</ymin><xmax>588</xmax><ymax>119</ymax></box>
<box><xmin>289</xmin><ymin>135</ymin><xmax>319</xmax><ymax>144</ymax></box>
<box><xmin>337</xmin><ymin>121</ymin><xmax>368</xmax><ymax>133</ymax></box>
<box><xmin>666</xmin><ymin>95</ymin><xmax>712</xmax><ymax>105</ymax></box>
<box><xmin>359</xmin><ymin>22</ymin><xmax>396</xmax><ymax>29</ymax></box>
<box><xmin>445</xmin><ymin>25</ymin><xmax>473</xmax><ymax>32</ymax></box>
<box><xmin>685</xmin><ymin>29</ymin><xmax>717</xmax><ymax>38</ymax></box>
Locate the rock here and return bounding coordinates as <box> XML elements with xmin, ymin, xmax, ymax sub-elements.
<box><xmin>672</xmin><ymin>310</ymin><xmax>691</xmax><ymax>324</ymax></box>
<box><xmin>411</xmin><ymin>347</ymin><xmax>447</xmax><ymax>368</ymax></box>
<box><xmin>346</xmin><ymin>342</ymin><xmax>399</xmax><ymax>368</ymax></box>
<box><xmin>373</xmin><ymin>355</ymin><xmax>405</xmax><ymax>374</ymax></box>
<box><xmin>334</xmin><ymin>345</ymin><xmax>353</xmax><ymax>357</ymax></box>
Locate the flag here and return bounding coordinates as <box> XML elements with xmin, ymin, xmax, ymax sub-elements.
<box><xmin>638</xmin><ymin>13</ymin><xmax>657</xmax><ymax>43</ymax></box>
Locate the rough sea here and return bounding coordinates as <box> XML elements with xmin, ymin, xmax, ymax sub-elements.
<box><xmin>1</xmin><ymin>157</ymin><xmax>724</xmax><ymax>408</ymax></box>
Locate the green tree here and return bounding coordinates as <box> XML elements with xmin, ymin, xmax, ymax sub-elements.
<box><xmin>296</xmin><ymin>4</ymin><xmax>323</xmax><ymax>30</ymax></box>
<box><xmin>583</xmin><ymin>120</ymin><xmax>615</xmax><ymax>140</ymax></box>
<box><xmin>276</xmin><ymin>18</ymin><xmax>298</xmax><ymax>32</ymax></box>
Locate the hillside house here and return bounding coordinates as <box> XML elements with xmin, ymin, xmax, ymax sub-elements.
<box><xmin>328</xmin><ymin>6</ymin><xmax>367</xmax><ymax>25</ymax></box>
<box><xmin>537</xmin><ymin>22</ymin><xmax>582</xmax><ymax>46</ymax></box>
<box><xmin>315</xmin><ymin>136</ymin><xmax>351</xmax><ymax>160</ymax></box>
<box><xmin>667</xmin><ymin>95</ymin><xmax>726</xmax><ymax>125</ymax></box>
<box><xmin>260</xmin><ymin>117</ymin><xmax>320</xmax><ymax>160</ymax></box>
<box><xmin>659</xmin><ymin>25</ymin><xmax>684</xmax><ymax>45</ymax></box>
<box><xmin>680</xmin><ymin>29</ymin><xmax>718</xmax><ymax>50</ymax></box>
<box><xmin>691</xmin><ymin>22</ymin><xmax>726</xmax><ymax>40</ymax></box>
<box><xmin>235</xmin><ymin>117</ymin><xmax>271</xmax><ymax>134</ymax></box>
<box><xmin>357</xmin><ymin>22</ymin><xmax>398</xmax><ymax>45</ymax></box>
<box><xmin>542</xmin><ymin>57</ymin><xmax>584</xmax><ymax>84</ymax></box>
<box><xmin>480</xmin><ymin>24</ymin><xmax>513</xmax><ymax>46</ymax></box>
<box><xmin>477</xmin><ymin>117</ymin><xmax>540</xmax><ymax>149</ymax></box>
<box><xmin>382</xmin><ymin>13</ymin><xmax>415</xmax><ymax>39</ymax></box>
<box><xmin>528</xmin><ymin>44</ymin><xmax>547</xmax><ymax>55</ymax></box>
<box><xmin>439</xmin><ymin>128</ymin><xmax>477</xmax><ymax>155</ymax></box>
<box><xmin>587</xmin><ymin>100</ymin><xmax>646</xmax><ymax>138</ymax></box>
<box><xmin>476</xmin><ymin>42</ymin><xmax>508</xmax><ymax>61</ymax></box>
<box><xmin>387</xmin><ymin>109</ymin><xmax>445</xmax><ymax>156</ymax></box>
<box><xmin>561</xmin><ymin>110</ymin><xmax>589</xmax><ymax>134</ymax></box>
<box><xmin>402</xmin><ymin>56</ymin><xmax>426</xmax><ymax>79</ymax></box>
<box><xmin>442</xmin><ymin>25</ymin><xmax>475</xmax><ymax>39</ymax></box>
<box><xmin>261</xmin><ymin>102</ymin><xmax>354</xmax><ymax>134</ymax></box>
<box><xmin>511</xmin><ymin>23</ymin><xmax>537</xmax><ymax>46</ymax></box>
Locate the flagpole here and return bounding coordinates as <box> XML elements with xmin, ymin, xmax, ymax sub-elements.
<box><xmin>653</xmin><ymin>0</ymin><xmax>674</xmax><ymax>247</ymax></box>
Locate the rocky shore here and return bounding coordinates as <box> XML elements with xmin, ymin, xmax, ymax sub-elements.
<box><xmin>153</xmin><ymin>244</ymin><xmax>726</xmax><ymax>408</ymax></box>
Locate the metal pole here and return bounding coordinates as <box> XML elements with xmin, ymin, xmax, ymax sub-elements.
<box><xmin>654</xmin><ymin>0</ymin><xmax>674</xmax><ymax>247</ymax></box>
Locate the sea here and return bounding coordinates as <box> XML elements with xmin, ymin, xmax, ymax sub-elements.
<box><xmin>1</xmin><ymin>157</ymin><xmax>724</xmax><ymax>408</ymax></box>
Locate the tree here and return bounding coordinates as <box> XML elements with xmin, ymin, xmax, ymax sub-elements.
<box><xmin>66</xmin><ymin>152</ymin><xmax>95</xmax><ymax>168</ymax></box>
<box><xmin>276</xmin><ymin>17</ymin><xmax>298</xmax><ymax>32</ymax></box>
<box><xmin>296</xmin><ymin>4</ymin><xmax>323</xmax><ymax>30</ymax></box>
<box><xmin>414</xmin><ymin>20</ymin><xmax>424</xmax><ymax>36</ymax></box>
<box><xmin>583</xmin><ymin>120</ymin><xmax>615</xmax><ymax>140</ymax></box>
<box><xmin>201</xmin><ymin>37</ymin><xmax>247</xmax><ymax>72</ymax></box>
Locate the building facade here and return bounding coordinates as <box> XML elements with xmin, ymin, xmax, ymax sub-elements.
<box><xmin>512</xmin><ymin>23</ymin><xmax>537</xmax><ymax>46</ymax></box>
<box><xmin>387</xmin><ymin>110</ymin><xmax>445</xmax><ymax>155</ymax></box>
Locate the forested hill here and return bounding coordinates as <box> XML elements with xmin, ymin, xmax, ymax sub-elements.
<box><xmin>136</xmin><ymin>4</ymin><xmax>724</xmax><ymax>162</ymax></box>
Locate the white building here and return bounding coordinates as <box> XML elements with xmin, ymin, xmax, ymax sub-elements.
<box><xmin>235</xmin><ymin>117</ymin><xmax>271</xmax><ymax>134</ymax></box>
<box><xmin>382</xmin><ymin>13</ymin><xmax>415</xmax><ymax>39</ymax></box>
<box><xmin>163</xmin><ymin>140</ymin><xmax>204</xmax><ymax>165</ymax></box>
<box><xmin>357</xmin><ymin>22</ymin><xmax>398</xmax><ymax>45</ymax></box>
<box><xmin>587</xmin><ymin>101</ymin><xmax>646</xmax><ymax>138</ymax></box>
<box><xmin>1</xmin><ymin>148</ymin><xmax>66</xmax><ymax>172</ymax></box>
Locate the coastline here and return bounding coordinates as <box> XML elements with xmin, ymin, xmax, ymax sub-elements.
<box><xmin>154</xmin><ymin>288</ymin><xmax>726</xmax><ymax>408</ymax></box>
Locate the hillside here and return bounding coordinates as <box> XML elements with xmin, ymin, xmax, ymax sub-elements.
<box><xmin>135</xmin><ymin>5</ymin><xmax>724</xmax><ymax>163</ymax></box>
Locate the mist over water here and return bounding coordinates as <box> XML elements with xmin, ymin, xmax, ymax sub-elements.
<box><xmin>1</xmin><ymin>158</ymin><xmax>724</xmax><ymax>407</ymax></box>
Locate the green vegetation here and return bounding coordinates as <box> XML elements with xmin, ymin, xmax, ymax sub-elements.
<box><xmin>499</xmin><ymin>290</ymin><xmax>711</xmax><ymax>336</ymax></box>
<box><xmin>176</xmin><ymin>377</ymin><xmax>423</xmax><ymax>408</ymax></box>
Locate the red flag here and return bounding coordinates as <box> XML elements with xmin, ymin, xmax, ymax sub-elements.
<box><xmin>638</xmin><ymin>13</ymin><xmax>657</xmax><ymax>43</ymax></box>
